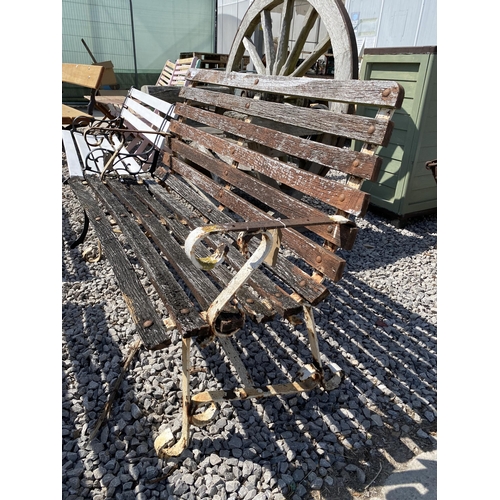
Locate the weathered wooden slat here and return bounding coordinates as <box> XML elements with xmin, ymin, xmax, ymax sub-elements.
<box><xmin>115</xmin><ymin>179</ymin><xmax>276</xmax><ymax>323</ymax></box>
<box><xmin>84</xmin><ymin>176</ymin><xmax>212</xmax><ymax>339</ymax></box>
<box><xmin>179</xmin><ymin>87</ymin><xmax>393</xmax><ymax>146</ymax></box>
<box><xmin>152</xmin><ymin>174</ymin><xmax>330</xmax><ymax>304</ymax></box>
<box><xmin>168</xmin><ymin>154</ymin><xmax>345</xmax><ymax>285</ymax></box>
<box><xmin>170</xmin><ymin>138</ymin><xmax>358</xmax><ymax>250</ymax></box>
<box><xmin>139</xmin><ymin>179</ymin><xmax>303</xmax><ymax>319</ymax></box>
<box><xmin>130</xmin><ymin>182</ymin><xmax>280</xmax><ymax>322</ymax></box>
<box><xmin>68</xmin><ymin>178</ymin><xmax>172</xmax><ymax>350</ymax></box>
<box><xmin>185</xmin><ymin>69</ymin><xmax>405</xmax><ymax>108</ymax></box>
<box><xmin>174</xmin><ymin>102</ymin><xmax>381</xmax><ymax>181</ymax></box>
<box><xmin>101</xmin><ymin>178</ymin><xmax>244</xmax><ymax>335</ymax></box>
<box><xmin>169</xmin><ymin>122</ymin><xmax>370</xmax><ymax>217</ymax></box>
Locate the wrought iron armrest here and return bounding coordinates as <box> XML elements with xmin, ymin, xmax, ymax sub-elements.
<box><xmin>81</xmin><ymin>123</ymin><xmax>169</xmax><ymax>179</ymax></box>
<box><xmin>184</xmin><ymin>215</ymin><xmax>354</xmax><ymax>336</ymax></box>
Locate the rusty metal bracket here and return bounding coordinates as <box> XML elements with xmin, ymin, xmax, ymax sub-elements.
<box><xmin>185</xmin><ymin>225</ymin><xmax>275</xmax><ymax>337</ymax></box>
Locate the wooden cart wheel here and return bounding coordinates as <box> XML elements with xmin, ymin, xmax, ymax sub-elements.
<box><xmin>226</xmin><ymin>0</ymin><xmax>358</xmax><ymax>84</ymax></box>
<box><xmin>226</xmin><ymin>0</ymin><xmax>359</xmax><ymax>188</ymax></box>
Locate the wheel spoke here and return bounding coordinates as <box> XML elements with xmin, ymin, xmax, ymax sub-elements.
<box><xmin>280</xmin><ymin>4</ymin><xmax>318</xmax><ymax>75</ymax></box>
<box><xmin>272</xmin><ymin>0</ymin><xmax>293</xmax><ymax>75</ymax></box>
<box><xmin>260</xmin><ymin>10</ymin><xmax>275</xmax><ymax>75</ymax></box>
<box><xmin>243</xmin><ymin>37</ymin><xmax>266</xmax><ymax>75</ymax></box>
<box><xmin>291</xmin><ymin>33</ymin><xmax>330</xmax><ymax>77</ymax></box>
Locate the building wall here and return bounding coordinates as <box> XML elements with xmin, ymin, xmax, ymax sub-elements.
<box><xmin>216</xmin><ymin>0</ymin><xmax>437</xmax><ymax>61</ymax></box>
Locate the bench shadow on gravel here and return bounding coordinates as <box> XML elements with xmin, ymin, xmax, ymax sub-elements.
<box><xmin>62</xmin><ymin>301</ymin><xmax>127</xmax><ymax>495</ymax></box>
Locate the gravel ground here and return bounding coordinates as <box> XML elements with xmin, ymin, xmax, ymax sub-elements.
<box><xmin>62</xmin><ymin>161</ymin><xmax>437</xmax><ymax>500</ymax></box>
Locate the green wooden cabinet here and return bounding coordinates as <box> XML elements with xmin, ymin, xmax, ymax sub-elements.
<box><xmin>357</xmin><ymin>46</ymin><xmax>437</xmax><ymax>226</ymax></box>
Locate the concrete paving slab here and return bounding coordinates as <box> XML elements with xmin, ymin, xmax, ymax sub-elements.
<box><xmin>373</xmin><ymin>448</ymin><xmax>437</xmax><ymax>499</ymax></box>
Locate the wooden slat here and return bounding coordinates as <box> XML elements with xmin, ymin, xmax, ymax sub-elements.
<box><xmin>128</xmin><ymin>88</ymin><xmax>177</xmax><ymax>118</ymax></box>
<box><xmin>68</xmin><ymin>178</ymin><xmax>172</xmax><ymax>350</ymax></box>
<box><xmin>129</xmin><ymin>182</ymin><xmax>282</xmax><ymax>322</ymax></box>
<box><xmin>103</xmin><ymin>179</ymin><xmax>245</xmax><ymax>334</ymax></box>
<box><xmin>141</xmin><ymin>179</ymin><xmax>304</xmax><ymax>318</ymax></box>
<box><xmin>152</xmin><ymin>174</ymin><xmax>329</xmax><ymax>304</ymax></box>
<box><xmin>169</xmin><ymin>122</ymin><xmax>370</xmax><ymax>216</ymax></box>
<box><xmin>185</xmin><ymin>69</ymin><xmax>405</xmax><ymax>108</ymax></box>
<box><xmin>62</xmin><ymin>104</ymin><xmax>92</xmax><ymax>125</ymax></box>
<box><xmin>174</xmin><ymin>102</ymin><xmax>381</xmax><ymax>181</ymax></box>
<box><xmin>179</xmin><ymin>87</ymin><xmax>394</xmax><ymax>146</ymax></box>
<box><xmin>85</xmin><ymin>176</ymin><xmax>215</xmax><ymax>338</ymax></box>
<box><xmin>168</xmin><ymin>154</ymin><xmax>346</xmax><ymax>285</ymax></box>
<box><xmin>62</xmin><ymin>131</ymin><xmax>83</xmax><ymax>178</ymax></box>
<box><xmin>62</xmin><ymin>63</ymin><xmax>104</xmax><ymax>89</ymax></box>
<box><xmin>170</xmin><ymin>138</ymin><xmax>358</xmax><ymax>250</ymax></box>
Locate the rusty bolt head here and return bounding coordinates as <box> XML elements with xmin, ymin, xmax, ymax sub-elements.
<box><xmin>180</xmin><ymin>308</ymin><xmax>190</xmax><ymax>314</ymax></box>
<box><xmin>327</xmin><ymin>225</ymin><xmax>333</xmax><ymax>233</ymax></box>
<box><xmin>246</xmin><ymin>298</ymin><xmax>254</xmax><ymax>304</ymax></box>
<box><xmin>299</xmin><ymin>280</ymin><xmax>306</xmax><ymax>287</ymax></box>
<box><xmin>316</xmin><ymin>256</ymin><xmax>322</xmax><ymax>263</ymax></box>
<box><xmin>352</xmin><ymin>159</ymin><xmax>360</xmax><ymax>168</ymax></box>
<box><xmin>368</xmin><ymin>125</ymin><xmax>375</xmax><ymax>134</ymax></box>
<box><xmin>339</xmin><ymin>193</ymin><xmax>346</xmax><ymax>202</ymax></box>
<box><xmin>254</xmin><ymin>78</ymin><xmax>259</xmax><ymax>85</ymax></box>
<box><xmin>143</xmin><ymin>320</ymin><xmax>153</xmax><ymax>328</ymax></box>
<box><xmin>382</xmin><ymin>88</ymin><xmax>391</xmax><ymax>97</ymax></box>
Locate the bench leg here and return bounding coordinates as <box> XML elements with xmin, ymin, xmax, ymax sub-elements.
<box><xmin>303</xmin><ymin>304</ymin><xmax>344</xmax><ymax>390</ymax></box>
<box><xmin>69</xmin><ymin>209</ymin><xmax>90</xmax><ymax>249</ymax></box>
<box><xmin>154</xmin><ymin>337</ymin><xmax>193</xmax><ymax>458</ymax></box>
<box><xmin>153</xmin><ymin>304</ymin><xmax>343</xmax><ymax>458</ymax></box>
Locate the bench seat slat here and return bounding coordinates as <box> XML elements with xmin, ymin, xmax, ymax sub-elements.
<box><xmin>185</xmin><ymin>69</ymin><xmax>404</xmax><ymax>108</ymax></box>
<box><xmin>174</xmin><ymin>102</ymin><xmax>381</xmax><ymax>181</ymax></box>
<box><xmin>68</xmin><ymin>178</ymin><xmax>172</xmax><ymax>349</ymax></box>
<box><xmin>103</xmin><ymin>179</ymin><xmax>243</xmax><ymax>331</ymax></box>
<box><xmin>179</xmin><ymin>87</ymin><xmax>393</xmax><ymax>146</ymax></box>
<box><xmin>139</xmin><ymin>180</ymin><xmax>304</xmax><ymax>319</ymax></box>
<box><xmin>154</xmin><ymin>174</ymin><xmax>329</xmax><ymax>304</ymax></box>
<box><xmin>128</xmin><ymin>183</ymin><xmax>280</xmax><ymax>322</ymax></box>
<box><xmin>170</xmin><ymin>123</ymin><xmax>370</xmax><ymax>217</ymax></box>
<box><xmin>104</xmin><ymin>178</ymin><xmax>245</xmax><ymax>332</ymax></box>
<box><xmin>85</xmin><ymin>177</ymin><xmax>212</xmax><ymax>337</ymax></box>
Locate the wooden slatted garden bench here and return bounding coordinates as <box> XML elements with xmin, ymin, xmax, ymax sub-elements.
<box><xmin>62</xmin><ymin>68</ymin><xmax>404</xmax><ymax>458</ymax></box>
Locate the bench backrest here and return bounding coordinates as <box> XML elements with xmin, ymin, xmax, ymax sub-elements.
<box><xmin>155</xmin><ymin>57</ymin><xmax>199</xmax><ymax>87</ymax></box>
<box><xmin>164</xmin><ymin>69</ymin><xmax>404</xmax><ymax>284</ymax></box>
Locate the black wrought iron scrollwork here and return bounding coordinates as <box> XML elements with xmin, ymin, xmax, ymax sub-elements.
<box><xmin>81</xmin><ymin>117</ymin><xmax>170</xmax><ymax>180</ymax></box>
